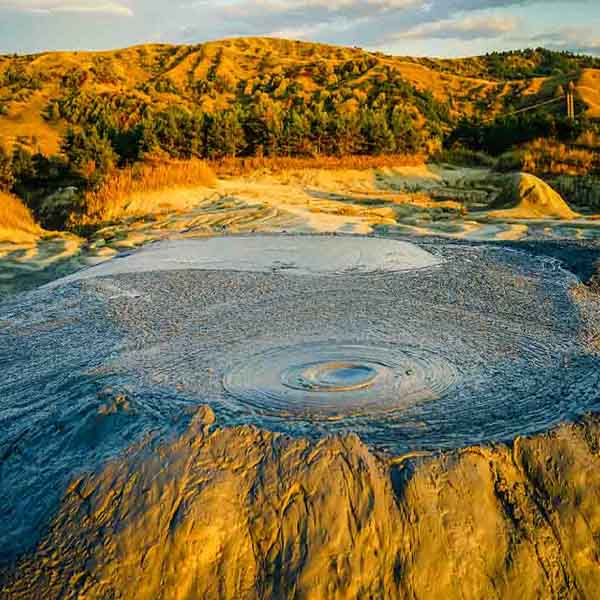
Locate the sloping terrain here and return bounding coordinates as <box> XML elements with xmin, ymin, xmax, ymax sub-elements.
<box><xmin>489</xmin><ymin>173</ymin><xmax>579</xmax><ymax>220</ymax></box>
<box><xmin>3</xmin><ymin>164</ymin><xmax>600</xmax><ymax>299</ymax></box>
<box><xmin>3</xmin><ymin>407</ymin><xmax>600</xmax><ymax>599</ymax></box>
<box><xmin>1</xmin><ymin>233</ymin><xmax>600</xmax><ymax>596</ymax></box>
<box><xmin>0</xmin><ymin>191</ymin><xmax>42</xmax><ymax>242</ymax></box>
<box><xmin>578</xmin><ymin>69</ymin><xmax>600</xmax><ymax>119</ymax></box>
<box><xmin>1</xmin><ymin>39</ymin><xmax>599</xmax><ymax>155</ymax></box>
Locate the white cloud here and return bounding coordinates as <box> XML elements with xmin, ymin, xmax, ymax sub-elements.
<box><xmin>223</xmin><ymin>0</ymin><xmax>421</xmax><ymax>18</ymax></box>
<box><xmin>401</xmin><ymin>14</ymin><xmax>518</xmax><ymax>40</ymax></box>
<box><xmin>0</xmin><ymin>0</ymin><xmax>133</xmax><ymax>16</ymax></box>
<box><xmin>529</xmin><ymin>27</ymin><xmax>600</xmax><ymax>54</ymax></box>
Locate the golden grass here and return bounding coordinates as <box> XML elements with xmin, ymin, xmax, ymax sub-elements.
<box><xmin>576</xmin><ymin>130</ymin><xmax>600</xmax><ymax>150</ymax></box>
<box><xmin>0</xmin><ymin>191</ymin><xmax>41</xmax><ymax>241</ymax></box>
<box><xmin>210</xmin><ymin>154</ymin><xmax>426</xmax><ymax>177</ymax></box>
<box><xmin>75</xmin><ymin>159</ymin><xmax>216</xmax><ymax>225</ymax></box>
<box><xmin>577</xmin><ymin>69</ymin><xmax>600</xmax><ymax>118</ymax></box>
<box><xmin>0</xmin><ymin>92</ymin><xmax>64</xmax><ymax>155</ymax></box>
<box><xmin>519</xmin><ymin>139</ymin><xmax>596</xmax><ymax>176</ymax></box>
<box><xmin>0</xmin><ymin>37</ymin><xmax>549</xmax><ymax>157</ymax></box>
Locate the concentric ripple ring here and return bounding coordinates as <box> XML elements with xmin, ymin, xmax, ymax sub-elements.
<box><xmin>223</xmin><ymin>343</ymin><xmax>461</xmax><ymax>419</ymax></box>
<box><xmin>3</xmin><ymin>235</ymin><xmax>600</xmax><ymax>562</ymax></box>
<box><xmin>282</xmin><ymin>361</ymin><xmax>380</xmax><ymax>392</ymax></box>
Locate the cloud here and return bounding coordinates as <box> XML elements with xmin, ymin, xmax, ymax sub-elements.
<box><xmin>181</xmin><ymin>0</ymin><xmax>593</xmax><ymax>50</ymax></box>
<box><xmin>401</xmin><ymin>14</ymin><xmax>518</xmax><ymax>40</ymax></box>
<box><xmin>0</xmin><ymin>0</ymin><xmax>133</xmax><ymax>16</ymax></box>
<box><xmin>1</xmin><ymin>0</ymin><xmax>597</xmax><ymax>56</ymax></box>
<box><xmin>528</xmin><ymin>27</ymin><xmax>600</xmax><ymax>55</ymax></box>
<box><xmin>219</xmin><ymin>0</ymin><xmax>421</xmax><ymax>23</ymax></box>
<box><xmin>256</xmin><ymin>0</ymin><xmax>418</xmax><ymax>10</ymax></box>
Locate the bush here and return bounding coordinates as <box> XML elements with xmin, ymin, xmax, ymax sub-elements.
<box><xmin>434</xmin><ymin>147</ymin><xmax>496</xmax><ymax>168</ymax></box>
<box><xmin>0</xmin><ymin>145</ymin><xmax>15</xmax><ymax>192</ymax></box>
<box><xmin>496</xmin><ymin>150</ymin><xmax>526</xmax><ymax>173</ymax></box>
<box><xmin>73</xmin><ymin>159</ymin><xmax>216</xmax><ymax>225</ymax></box>
<box><xmin>0</xmin><ymin>191</ymin><xmax>39</xmax><ymax>236</ymax></box>
<box><xmin>522</xmin><ymin>139</ymin><xmax>595</xmax><ymax>176</ymax></box>
<box><xmin>496</xmin><ymin>140</ymin><xmax>596</xmax><ymax>176</ymax></box>
<box><xmin>576</xmin><ymin>130</ymin><xmax>600</xmax><ymax>150</ymax></box>
<box><xmin>61</xmin><ymin>127</ymin><xmax>118</xmax><ymax>184</ymax></box>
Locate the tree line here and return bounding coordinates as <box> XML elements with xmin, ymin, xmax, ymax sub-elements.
<box><xmin>2</xmin><ymin>101</ymin><xmax>428</xmax><ymax>190</ymax></box>
<box><xmin>447</xmin><ymin>111</ymin><xmax>593</xmax><ymax>156</ymax></box>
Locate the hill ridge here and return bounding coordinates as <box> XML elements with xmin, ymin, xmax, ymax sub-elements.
<box><xmin>1</xmin><ymin>38</ymin><xmax>599</xmax><ymax>156</ymax></box>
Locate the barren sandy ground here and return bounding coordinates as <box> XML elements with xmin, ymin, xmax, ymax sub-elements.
<box><xmin>2</xmin><ymin>164</ymin><xmax>599</xmax><ymax>298</ymax></box>
<box><xmin>2</xmin><ymin>168</ymin><xmax>600</xmax><ymax>598</ymax></box>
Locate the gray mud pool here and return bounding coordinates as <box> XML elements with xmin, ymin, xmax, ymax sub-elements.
<box><xmin>1</xmin><ymin>234</ymin><xmax>600</xmax><ymax>562</ymax></box>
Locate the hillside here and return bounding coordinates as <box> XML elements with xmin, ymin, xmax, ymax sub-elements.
<box><xmin>1</xmin><ymin>39</ymin><xmax>599</xmax><ymax>157</ymax></box>
<box><xmin>1</xmin><ymin>38</ymin><xmax>600</xmax><ymax>232</ymax></box>
<box><xmin>0</xmin><ymin>190</ymin><xmax>41</xmax><ymax>242</ymax></box>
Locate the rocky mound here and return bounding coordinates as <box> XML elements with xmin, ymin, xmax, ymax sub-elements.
<box><xmin>3</xmin><ymin>407</ymin><xmax>600</xmax><ymax>599</ymax></box>
<box><xmin>489</xmin><ymin>173</ymin><xmax>578</xmax><ymax>220</ymax></box>
<box><xmin>3</xmin><ymin>235</ymin><xmax>600</xmax><ymax>564</ymax></box>
<box><xmin>2</xmin><ymin>235</ymin><xmax>600</xmax><ymax>598</ymax></box>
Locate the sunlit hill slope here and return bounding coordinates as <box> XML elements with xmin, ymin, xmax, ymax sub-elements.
<box><xmin>1</xmin><ymin>38</ymin><xmax>600</xmax><ymax>155</ymax></box>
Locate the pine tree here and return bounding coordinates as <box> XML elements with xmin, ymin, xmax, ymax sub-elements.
<box><xmin>11</xmin><ymin>146</ymin><xmax>36</xmax><ymax>185</ymax></box>
<box><xmin>61</xmin><ymin>127</ymin><xmax>117</xmax><ymax>183</ymax></box>
<box><xmin>205</xmin><ymin>108</ymin><xmax>245</xmax><ymax>159</ymax></box>
<box><xmin>282</xmin><ymin>109</ymin><xmax>312</xmax><ymax>156</ymax></box>
<box><xmin>391</xmin><ymin>107</ymin><xmax>421</xmax><ymax>153</ymax></box>
<box><xmin>361</xmin><ymin>109</ymin><xmax>396</xmax><ymax>155</ymax></box>
<box><xmin>310</xmin><ymin>103</ymin><xmax>330</xmax><ymax>155</ymax></box>
<box><xmin>0</xmin><ymin>145</ymin><xmax>15</xmax><ymax>192</ymax></box>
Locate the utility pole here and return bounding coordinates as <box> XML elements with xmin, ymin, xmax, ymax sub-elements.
<box><xmin>566</xmin><ymin>81</ymin><xmax>575</xmax><ymax>120</ymax></box>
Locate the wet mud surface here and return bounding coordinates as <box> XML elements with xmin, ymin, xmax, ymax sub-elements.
<box><xmin>1</xmin><ymin>234</ymin><xmax>599</xmax><ymax>564</ymax></box>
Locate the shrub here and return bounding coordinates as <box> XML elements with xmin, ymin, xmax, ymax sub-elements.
<box><xmin>521</xmin><ymin>139</ymin><xmax>595</xmax><ymax>176</ymax></box>
<box><xmin>496</xmin><ymin>140</ymin><xmax>597</xmax><ymax>176</ymax></box>
<box><xmin>0</xmin><ymin>191</ymin><xmax>39</xmax><ymax>235</ymax></box>
<box><xmin>61</xmin><ymin>128</ymin><xmax>117</xmax><ymax>184</ymax></box>
<box><xmin>496</xmin><ymin>150</ymin><xmax>526</xmax><ymax>173</ymax></box>
<box><xmin>73</xmin><ymin>159</ymin><xmax>216</xmax><ymax>225</ymax></box>
<box><xmin>0</xmin><ymin>145</ymin><xmax>15</xmax><ymax>192</ymax></box>
<box><xmin>434</xmin><ymin>147</ymin><xmax>496</xmax><ymax>168</ymax></box>
<box><xmin>576</xmin><ymin>130</ymin><xmax>600</xmax><ymax>150</ymax></box>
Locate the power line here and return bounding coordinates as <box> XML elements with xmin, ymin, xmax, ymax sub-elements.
<box><xmin>482</xmin><ymin>95</ymin><xmax>565</xmax><ymax>123</ymax></box>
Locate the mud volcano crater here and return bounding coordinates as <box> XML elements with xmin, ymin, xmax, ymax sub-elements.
<box><xmin>1</xmin><ymin>233</ymin><xmax>600</xmax><ymax>562</ymax></box>
<box><xmin>223</xmin><ymin>342</ymin><xmax>459</xmax><ymax>418</ymax></box>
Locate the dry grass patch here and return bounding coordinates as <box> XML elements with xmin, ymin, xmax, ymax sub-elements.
<box><xmin>0</xmin><ymin>191</ymin><xmax>41</xmax><ymax>242</ymax></box>
<box><xmin>74</xmin><ymin>159</ymin><xmax>216</xmax><ymax>225</ymax></box>
<box><xmin>500</xmin><ymin>139</ymin><xmax>598</xmax><ymax>177</ymax></box>
<box><xmin>524</xmin><ymin>140</ymin><xmax>596</xmax><ymax>176</ymax></box>
<box><xmin>210</xmin><ymin>154</ymin><xmax>426</xmax><ymax>177</ymax></box>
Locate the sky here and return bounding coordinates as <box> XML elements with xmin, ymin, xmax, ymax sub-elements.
<box><xmin>0</xmin><ymin>0</ymin><xmax>599</xmax><ymax>58</ymax></box>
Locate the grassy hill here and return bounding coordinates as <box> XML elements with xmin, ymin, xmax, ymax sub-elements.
<box><xmin>1</xmin><ymin>38</ymin><xmax>600</xmax><ymax>230</ymax></box>
<box><xmin>1</xmin><ymin>38</ymin><xmax>599</xmax><ymax>156</ymax></box>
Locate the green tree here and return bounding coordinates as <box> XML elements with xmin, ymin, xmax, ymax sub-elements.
<box><xmin>309</xmin><ymin>103</ymin><xmax>331</xmax><ymax>155</ymax></box>
<box><xmin>206</xmin><ymin>108</ymin><xmax>245</xmax><ymax>159</ymax></box>
<box><xmin>11</xmin><ymin>146</ymin><xmax>36</xmax><ymax>184</ymax></box>
<box><xmin>328</xmin><ymin>110</ymin><xmax>361</xmax><ymax>156</ymax></box>
<box><xmin>0</xmin><ymin>145</ymin><xmax>15</xmax><ymax>192</ymax></box>
<box><xmin>281</xmin><ymin>109</ymin><xmax>312</xmax><ymax>156</ymax></box>
<box><xmin>391</xmin><ymin>108</ymin><xmax>421</xmax><ymax>153</ymax></box>
<box><xmin>360</xmin><ymin>109</ymin><xmax>396</xmax><ymax>155</ymax></box>
<box><xmin>61</xmin><ymin>127</ymin><xmax>117</xmax><ymax>183</ymax></box>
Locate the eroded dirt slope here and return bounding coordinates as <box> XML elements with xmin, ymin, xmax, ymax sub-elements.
<box><xmin>3</xmin><ymin>407</ymin><xmax>600</xmax><ymax>599</ymax></box>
